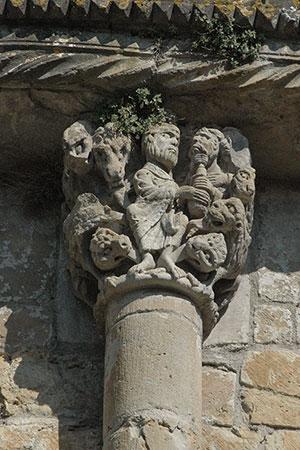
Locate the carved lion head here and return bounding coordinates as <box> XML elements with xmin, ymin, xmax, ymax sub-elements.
<box><xmin>185</xmin><ymin>233</ymin><xmax>227</xmax><ymax>273</ymax></box>
<box><xmin>90</xmin><ymin>227</ymin><xmax>132</xmax><ymax>271</ymax></box>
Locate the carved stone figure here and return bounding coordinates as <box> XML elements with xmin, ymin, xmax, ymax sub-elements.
<box><xmin>62</xmin><ymin>121</ymin><xmax>133</xmax><ymax>211</ymax></box>
<box><xmin>63</xmin><ymin>120</ymin><xmax>255</xmax><ymax>334</ymax></box>
<box><xmin>126</xmin><ymin>123</ymin><xmax>189</xmax><ymax>273</ymax></box>
<box><xmin>90</xmin><ymin>227</ymin><xmax>139</xmax><ymax>271</ymax></box>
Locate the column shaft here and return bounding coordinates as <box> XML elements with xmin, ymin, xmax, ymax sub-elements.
<box><xmin>103</xmin><ymin>289</ymin><xmax>202</xmax><ymax>449</ymax></box>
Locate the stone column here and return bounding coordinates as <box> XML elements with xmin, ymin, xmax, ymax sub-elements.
<box><xmin>96</xmin><ymin>286</ymin><xmax>203</xmax><ymax>450</ymax></box>
<box><xmin>63</xmin><ymin>120</ymin><xmax>255</xmax><ymax>450</ymax></box>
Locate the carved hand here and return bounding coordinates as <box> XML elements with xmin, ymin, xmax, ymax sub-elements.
<box><xmin>178</xmin><ymin>186</ymin><xmax>210</xmax><ymax>205</ymax></box>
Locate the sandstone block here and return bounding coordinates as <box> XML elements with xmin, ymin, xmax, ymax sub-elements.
<box><xmin>265</xmin><ymin>430</ymin><xmax>300</xmax><ymax>450</ymax></box>
<box><xmin>143</xmin><ymin>420</ymin><xmax>198</xmax><ymax>450</ymax></box>
<box><xmin>241</xmin><ymin>349</ymin><xmax>300</xmax><ymax>397</ymax></box>
<box><xmin>202</xmin><ymin>367</ymin><xmax>235</xmax><ymax>426</ymax></box>
<box><xmin>0</xmin><ymin>354</ymin><xmax>62</xmax><ymax>417</ymax></box>
<box><xmin>204</xmin><ymin>275</ymin><xmax>250</xmax><ymax>346</ymax></box>
<box><xmin>202</xmin><ymin>424</ymin><xmax>261</xmax><ymax>450</ymax></box>
<box><xmin>0</xmin><ymin>417</ymin><xmax>58</xmax><ymax>450</ymax></box>
<box><xmin>242</xmin><ymin>388</ymin><xmax>300</xmax><ymax>428</ymax></box>
<box><xmin>252</xmin><ymin>190</ymin><xmax>300</xmax><ymax>273</ymax></box>
<box><xmin>257</xmin><ymin>268</ymin><xmax>300</xmax><ymax>304</ymax></box>
<box><xmin>0</xmin><ymin>353</ymin><xmax>103</xmax><ymax>420</ymax></box>
<box><xmin>253</xmin><ymin>304</ymin><xmax>292</xmax><ymax>344</ymax></box>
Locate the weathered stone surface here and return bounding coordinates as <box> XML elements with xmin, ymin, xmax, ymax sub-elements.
<box><xmin>59</xmin><ymin>424</ymin><xmax>102</xmax><ymax>450</ymax></box>
<box><xmin>265</xmin><ymin>430</ymin><xmax>300</xmax><ymax>450</ymax></box>
<box><xmin>202</xmin><ymin>367</ymin><xmax>235</xmax><ymax>426</ymax></box>
<box><xmin>103</xmin><ymin>290</ymin><xmax>202</xmax><ymax>447</ymax></box>
<box><xmin>0</xmin><ymin>417</ymin><xmax>58</xmax><ymax>450</ymax></box>
<box><xmin>0</xmin><ymin>190</ymin><xmax>58</xmax><ymax>306</ymax></box>
<box><xmin>204</xmin><ymin>275</ymin><xmax>250</xmax><ymax>346</ymax></box>
<box><xmin>296</xmin><ymin>308</ymin><xmax>300</xmax><ymax>344</ymax></box>
<box><xmin>142</xmin><ymin>420</ymin><xmax>199</xmax><ymax>450</ymax></box>
<box><xmin>105</xmin><ymin>419</ymin><xmax>199</xmax><ymax>450</ymax></box>
<box><xmin>0</xmin><ymin>305</ymin><xmax>53</xmax><ymax>353</ymax></box>
<box><xmin>253</xmin><ymin>304</ymin><xmax>293</xmax><ymax>344</ymax></box>
<box><xmin>0</xmin><ymin>353</ymin><xmax>62</xmax><ymax>417</ymax></box>
<box><xmin>252</xmin><ymin>189</ymin><xmax>300</xmax><ymax>274</ymax></box>
<box><xmin>257</xmin><ymin>268</ymin><xmax>300</xmax><ymax>304</ymax></box>
<box><xmin>241</xmin><ymin>350</ymin><xmax>300</xmax><ymax>397</ymax></box>
<box><xmin>202</xmin><ymin>424</ymin><xmax>261</xmax><ymax>450</ymax></box>
<box><xmin>0</xmin><ymin>418</ymin><xmax>102</xmax><ymax>450</ymax></box>
<box><xmin>55</xmin><ymin>239</ymin><xmax>102</xmax><ymax>344</ymax></box>
<box><xmin>242</xmin><ymin>387</ymin><xmax>300</xmax><ymax>428</ymax></box>
<box><xmin>0</xmin><ymin>352</ymin><xmax>103</xmax><ymax>420</ymax></box>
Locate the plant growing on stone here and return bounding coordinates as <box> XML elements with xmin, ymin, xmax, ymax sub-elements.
<box><xmin>95</xmin><ymin>88</ymin><xmax>175</xmax><ymax>140</ymax></box>
<box><xmin>191</xmin><ymin>12</ymin><xmax>262</xmax><ymax>68</ymax></box>
<box><xmin>137</xmin><ymin>12</ymin><xmax>262</xmax><ymax>68</ymax></box>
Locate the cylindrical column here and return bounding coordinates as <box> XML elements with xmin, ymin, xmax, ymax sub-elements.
<box><xmin>102</xmin><ymin>288</ymin><xmax>202</xmax><ymax>450</ymax></box>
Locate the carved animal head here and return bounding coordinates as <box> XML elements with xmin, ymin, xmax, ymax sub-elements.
<box><xmin>142</xmin><ymin>123</ymin><xmax>180</xmax><ymax>172</ymax></box>
<box><xmin>205</xmin><ymin>197</ymin><xmax>246</xmax><ymax>233</ymax></box>
<box><xmin>185</xmin><ymin>233</ymin><xmax>227</xmax><ymax>273</ymax></box>
<box><xmin>92</xmin><ymin>123</ymin><xmax>132</xmax><ymax>187</ymax></box>
<box><xmin>230</xmin><ymin>167</ymin><xmax>255</xmax><ymax>204</ymax></box>
<box><xmin>90</xmin><ymin>227</ymin><xmax>132</xmax><ymax>271</ymax></box>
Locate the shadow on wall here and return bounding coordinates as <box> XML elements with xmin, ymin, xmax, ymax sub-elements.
<box><xmin>0</xmin><ymin>188</ymin><xmax>104</xmax><ymax>449</ymax></box>
<box><xmin>245</xmin><ymin>182</ymin><xmax>300</xmax><ymax>301</ymax></box>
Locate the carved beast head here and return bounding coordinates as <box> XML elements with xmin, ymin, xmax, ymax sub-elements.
<box><xmin>90</xmin><ymin>227</ymin><xmax>132</xmax><ymax>271</ymax></box>
<box><xmin>230</xmin><ymin>167</ymin><xmax>256</xmax><ymax>204</ymax></box>
<box><xmin>92</xmin><ymin>123</ymin><xmax>132</xmax><ymax>187</ymax></box>
<box><xmin>206</xmin><ymin>197</ymin><xmax>246</xmax><ymax>233</ymax></box>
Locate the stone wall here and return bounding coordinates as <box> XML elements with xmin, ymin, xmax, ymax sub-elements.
<box><xmin>0</xmin><ymin>189</ymin><xmax>104</xmax><ymax>449</ymax></box>
<box><xmin>1</xmin><ymin>181</ymin><xmax>300</xmax><ymax>449</ymax></box>
<box><xmin>202</xmin><ymin>184</ymin><xmax>300</xmax><ymax>449</ymax></box>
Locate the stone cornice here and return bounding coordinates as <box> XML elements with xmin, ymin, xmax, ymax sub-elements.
<box><xmin>0</xmin><ymin>1</ymin><xmax>299</xmax><ymax>38</ymax></box>
<box><xmin>1</xmin><ymin>28</ymin><xmax>300</xmax><ymax>92</ymax></box>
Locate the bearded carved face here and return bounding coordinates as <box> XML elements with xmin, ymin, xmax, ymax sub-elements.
<box><xmin>143</xmin><ymin>124</ymin><xmax>180</xmax><ymax>172</ymax></box>
<box><xmin>90</xmin><ymin>228</ymin><xmax>132</xmax><ymax>271</ymax></box>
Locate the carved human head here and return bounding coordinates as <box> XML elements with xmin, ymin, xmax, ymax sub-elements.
<box><xmin>92</xmin><ymin>123</ymin><xmax>132</xmax><ymax>186</ymax></box>
<box><xmin>90</xmin><ymin>227</ymin><xmax>132</xmax><ymax>271</ymax></box>
<box><xmin>185</xmin><ymin>233</ymin><xmax>227</xmax><ymax>273</ymax></box>
<box><xmin>190</xmin><ymin>128</ymin><xmax>229</xmax><ymax>167</ymax></box>
<box><xmin>142</xmin><ymin>123</ymin><xmax>180</xmax><ymax>172</ymax></box>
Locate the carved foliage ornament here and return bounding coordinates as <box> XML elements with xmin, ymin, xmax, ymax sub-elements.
<box><xmin>63</xmin><ymin>120</ymin><xmax>255</xmax><ymax>337</ymax></box>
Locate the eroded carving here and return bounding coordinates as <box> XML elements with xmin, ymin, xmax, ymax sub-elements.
<box><xmin>63</xmin><ymin>120</ymin><xmax>255</xmax><ymax>336</ymax></box>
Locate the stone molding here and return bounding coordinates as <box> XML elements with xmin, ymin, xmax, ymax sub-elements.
<box><xmin>0</xmin><ymin>1</ymin><xmax>299</xmax><ymax>38</ymax></box>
